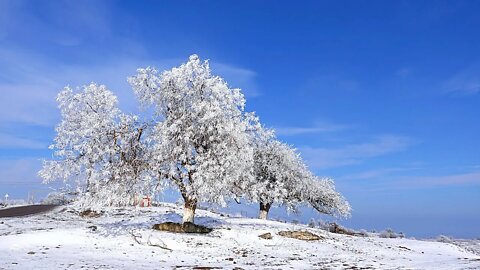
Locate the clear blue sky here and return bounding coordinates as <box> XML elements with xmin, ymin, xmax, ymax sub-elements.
<box><xmin>1</xmin><ymin>0</ymin><xmax>479</xmax><ymax>238</ymax></box>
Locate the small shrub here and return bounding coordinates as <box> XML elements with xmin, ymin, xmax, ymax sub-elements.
<box><xmin>379</xmin><ymin>228</ymin><xmax>404</xmax><ymax>238</ymax></box>
<box><xmin>358</xmin><ymin>229</ymin><xmax>371</xmax><ymax>237</ymax></box>
<box><xmin>42</xmin><ymin>192</ymin><xmax>75</xmax><ymax>205</ymax></box>
<box><xmin>316</xmin><ymin>220</ymin><xmax>331</xmax><ymax>231</ymax></box>
<box><xmin>436</xmin><ymin>235</ymin><xmax>453</xmax><ymax>243</ymax></box>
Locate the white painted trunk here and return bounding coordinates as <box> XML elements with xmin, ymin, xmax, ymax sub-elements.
<box><xmin>183</xmin><ymin>207</ymin><xmax>195</xmax><ymax>223</ymax></box>
<box><xmin>259</xmin><ymin>209</ymin><xmax>268</xmax><ymax>220</ymax></box>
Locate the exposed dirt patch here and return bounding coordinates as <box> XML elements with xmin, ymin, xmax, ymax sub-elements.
<box><xmin>278</xmin><ymin>230</ymin><xmax>323</xmax><ymax>241</ymax></box>
<box><xmin>79</xmin><ymin>209</ymin><xmax>103</xmax><ymax>218</ymax></box>
<box><xmin>152</xmin><ymin>222</ymin><xmax>212</xmax><ymax>234</ymax></box>
<box><xmin>258</xmin><ymin>232</ymin><xmax>272</xmax><ymax>239</ymax></box>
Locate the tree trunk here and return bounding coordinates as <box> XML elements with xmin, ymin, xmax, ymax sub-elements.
<box><xmin>183</xmin><ymin>198</ymin><xmax>197</xmax><ymax>223</ymax></box>
<box><xmin>259</xmin><ymin>202</ymin><xmax>271</xmax><ymax>220</ymax></box>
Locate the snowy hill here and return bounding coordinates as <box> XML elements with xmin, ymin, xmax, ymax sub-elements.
<box><xmin>0</xmin><ymin>203</ymin><xmax>479</xmax><ymax>270</ymax></box>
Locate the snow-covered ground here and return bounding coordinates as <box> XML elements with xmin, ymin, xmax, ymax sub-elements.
<box><xmin>1</xmin><ymin>203</ymin><xmax>479</xmax><ymax>270</ymax></box>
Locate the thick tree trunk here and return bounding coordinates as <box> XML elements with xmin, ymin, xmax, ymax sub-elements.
<box><xmin>259</xmin><ymin>202</ymin><xmax>271</xmax><ymax>220</ymax></box>
<box><xmin>183</xmin><ymin>198</ymin><xmax>197</xmax><ymax>223</ymax></box>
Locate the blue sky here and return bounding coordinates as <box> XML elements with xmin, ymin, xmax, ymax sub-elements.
<box><xmin>0</xmin><ymin>0</ymin><xmax>479</xmax><ymax>238</ymax></box>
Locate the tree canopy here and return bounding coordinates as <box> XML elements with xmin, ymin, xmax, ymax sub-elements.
<box><xmin>39</xmin><ymin>54</ymin><xmax>351</xmax><ymax>223</ymax></box>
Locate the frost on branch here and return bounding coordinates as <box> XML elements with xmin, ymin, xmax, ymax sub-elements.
<box><xmin>128</xmin><ymin>55</ymin><xmax>254</xmax><ymax>223</ymax></box>
<box><xmin>295</xmin><ymin>176</ymin><xmax>351</xmax><ymax>218</ymax></box>
<box><xmin>237</xmin><ymin>115</ymin><xmax>351</xmax><ymax>219</ymax></box>
<box><xmin>237</xmin><ymin>115</ymin><xmax>299</xmax><ymax>219</ymax></box>
<box><xmin>39</xmin><ymin>54</ymin><xmax>350</xmax><ymax>222</ymax></box>
<box><xmin>38</xmin><ymin>84</ymin><xmax>156</xmax><ymax>209</ymax></box>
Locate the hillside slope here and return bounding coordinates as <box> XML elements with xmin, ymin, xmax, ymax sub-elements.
<box><xmin>0</xmin><ymin>203</ymin><xmax>479</xmax><ymax>269</ymax></box>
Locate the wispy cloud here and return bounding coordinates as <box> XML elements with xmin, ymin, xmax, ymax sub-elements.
<box><xmin>0</xmin><ymin>48</ymin><xmax>261</xmax><ymax>127</ymax></box>
<box><xmin>0</xmin><ymin>48</ymin><xmax>150</xmax><ymax>126</ymax></box>
<box><xmin>0</xmin><ymin>158</ymin><xmax>42</xmax><ymax>184</ymax></box>
<box><xmin>275</xmin><ymin>121</ymin><xmax>348</xmax><ymax>136</ymax></box>
<box><xmin>299</xmin><ymin>135</ymin><xmax>415</xmax><ymax>169</ymax></box>
<box><xmin>395</xmin><ymin>67</ymin><xmax>412</xmax><ymax>78</ymax></box>
<box><xmin>0</xmin><ymin>0</ymin><xmax>112</xmax><ymax>46</ymax></box>
<box><xmin>395</xmin><ymin>171</ymin><xmax>480</xmax><ymax>188</ymax></box>
<box><xmin>360</xmin><ymin>171</ymin><xmax>480</xmax><ymax>192</ymax></box>
<box><xmin>0</xmin><ymin>133</ymin><xmax>47</xmax><ymax>149</ymax></box>
<box><xmin>212</xmin><ymin>63</ymin><xmax>260</xmax><ymax>98</ymax></box>
<box><xmin>443</xmin><ymin>65</ymin><xmax>480</xmax><ymax>96</ymax></box>
<box><xmin>0</xmin><ymin>158</ymin><xmax>58</xmax><ymax>199</ymax></box>
<box><xmin>340</xmin><ymin>166</ymin><xmax>420</xmax><ymax>181</ymax></box>
<box><xmin>303</xmin><ymin>74</ymin><xmax>359</xmax><ymax>96</ymax></box>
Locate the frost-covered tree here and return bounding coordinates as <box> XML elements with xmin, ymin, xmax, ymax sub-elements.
<box><xmin>281</xmin><ymin>149</ymin><xmax>351</xmax><ymax>218</ymax></box>
<box><xmin>39</xmin><ymin>55</ymin><xmax>349</xmax><ymax>222</ymax></box>
<box><xmin>128</xmin><ymin>55</ymin><xmax>253</xmax><ymax>223</ymax></box>
<box><xmin>295</xmin><ymin>175</ymin><xmax>351</xmax><ymax>218</ymax></box>
<box><xmin>100</xmin><ymin>114</ymin><xmax>156</xmax><ymax>207</ymax></box>
<box><xmin>239</xmin><ymin>116</ymin><xmax>351</xmax><ymax>219</ymax></box>
<box><xmin>39</xmin><ymin>84</ymin><xmax>120</xmax><ymax>192</ymax></box>
<box><xmin>39</xmin><ymin>83</ymin><xmax>155</xmax><ymax>208</ymax></box>
<box><xmin>236</xmin><ymin>115</ymin><xmax>297</xmax><ymax>219</ymax></box>
<box><xmin>253</xmin><ymin>140</ymin><xmax>304</xmax><ymax>219</ymax></box>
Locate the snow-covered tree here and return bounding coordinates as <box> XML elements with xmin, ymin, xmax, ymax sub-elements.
<box><xmin>253</xmin><ymin>139</ymin><xmax>303</xmax><ymax>219</ymax></box>
<box><xmin>128</xmin><ymin>55</ymin><xmax>253</xmax><ymax>223</ymax></box>
<box><xmin>293</xmin><ymin>175</ymin><xmax>351</xmax><ymax>218</ymax></box>
<box><xmin>39</xmin><ymin>84</ymin><xmax>120</xmax><ymax>192</ymax></box>
<box><xmin>99</xmin><ymin>114</ymin><xmax>156</xmax><ymax>207</ymax></box>
<box><xmin>39</xmin><ymin>54</ymin><xmax>349</xmax><ymax>223</ymax></box>
<box><xmin>235</xmin><ymin>114</ymin><xmax>297</xmax><ymax>219</ymax></box>
<box><xmin>239</xmin><ymin>115</ymin><xmax>351</xmax><ymax>219</ymax></box>
<box><xmin>39</xmin><ymin>83</ymin><xmax>155</xmax><ymax>208</ymax></box>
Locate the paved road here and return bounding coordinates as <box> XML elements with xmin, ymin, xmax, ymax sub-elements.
<box><xmin>0</xmin><ymin>205</ymin><xmax>58</xmax><ymax>218</ymax></box>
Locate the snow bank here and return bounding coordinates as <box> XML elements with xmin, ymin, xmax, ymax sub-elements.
<box><xmin>0</xmin><ymin>204</ymin><xmax>479</xmax><ymax>269</ymax></box>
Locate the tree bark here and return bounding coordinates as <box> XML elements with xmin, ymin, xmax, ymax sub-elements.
<box><xmin>183</xmin><ymin>198</ymin><xmax>197</xmax><ymax>223</ymax></box>
<box><xmin>259</xmin><ymin>202</ymin><xmax>271</xmax><ymax>220</ymax></box>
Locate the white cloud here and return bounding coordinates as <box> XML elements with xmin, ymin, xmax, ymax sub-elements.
<box><xmin>0</xmin><ymin>158</ymin><xmax>42</xmax><ymax>185</ymax></box>
<box><xmin>0</xmin><ymin>85</ymin><xmax>56</xmax><ymax>126</ymax></box>
<box><xmin>304</xmin><ymin>74</ymin><xmax>359</xmax><ymax>95</ymax></box>
<box><xmin>397</xmin><ymin>171</ymin><xmax>480</xmax><ymax>188</ymax></box>
<box><xmin>0</xmin><ymin>133</ymin><xmax>47</xmax><ymax>149</ymax></box>
<box><xmin>0</xmin><ymin>49</ymin><xmax>261</xmax><ymax>128</ymax></box>
<box><xmin>339</xmin><ymin>164</ymin><xmax>424</xmax><ymax>181</ymax></box>
<box><xmin>0</xmin><ymin>48</ymin><xmax>152</xmax><ymax>126</ymax></box>
<box><xmin>443</xmin><ymin>65</ymin><xmax>480</xmax><ymax>96</ymax></box>
<box><xmin>0</xmin><ymin>0</ymin><xmax>112</xmax><ymax>46</ymax></box>
<box><xmin>355</xmin><ymin>171</ymin><xmax>480</xmax><ymax>192</ymax></box>
<box><xmin>212</xmin><ymin>63</ymin><xmax>260</xmax><ymax>97</ymax></box>
<box><xmin>396</xmin><ymin>67</ymin><xmax>411</xmax><ymax>78</ymax></box>
<box><xmin>299</xmin><ymin>135</ymin><xmax>415</xmax><ymax>169</ymax></box>
<box><xmin>0</xmin><ymin>158</ymin><xmax>60</xmax><ymax>200</ymax></box>
<box><xmin>275</xmin><ymin>121</ymin><xmax>348</xmax><ymax>136</ymax></box>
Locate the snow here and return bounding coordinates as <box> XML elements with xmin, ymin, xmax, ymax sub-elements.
<box><xmin>127</xmin><ymin>55</ymin><xmax>254</xmax><ymax>210</ymax></box>
<box><xmin>243</xmin><ymin>116</ymin><xmax>351</xmax><ymax>219</ymax></box>
<box><xmin>39</xmin><ymin>84</ymin><xmax>155</xmax><ymax>209</ymax></box>
<box><xmin>1</xmin><ymin>204</ymin><xmax>479</xmax><ymax>269</ymax></box>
